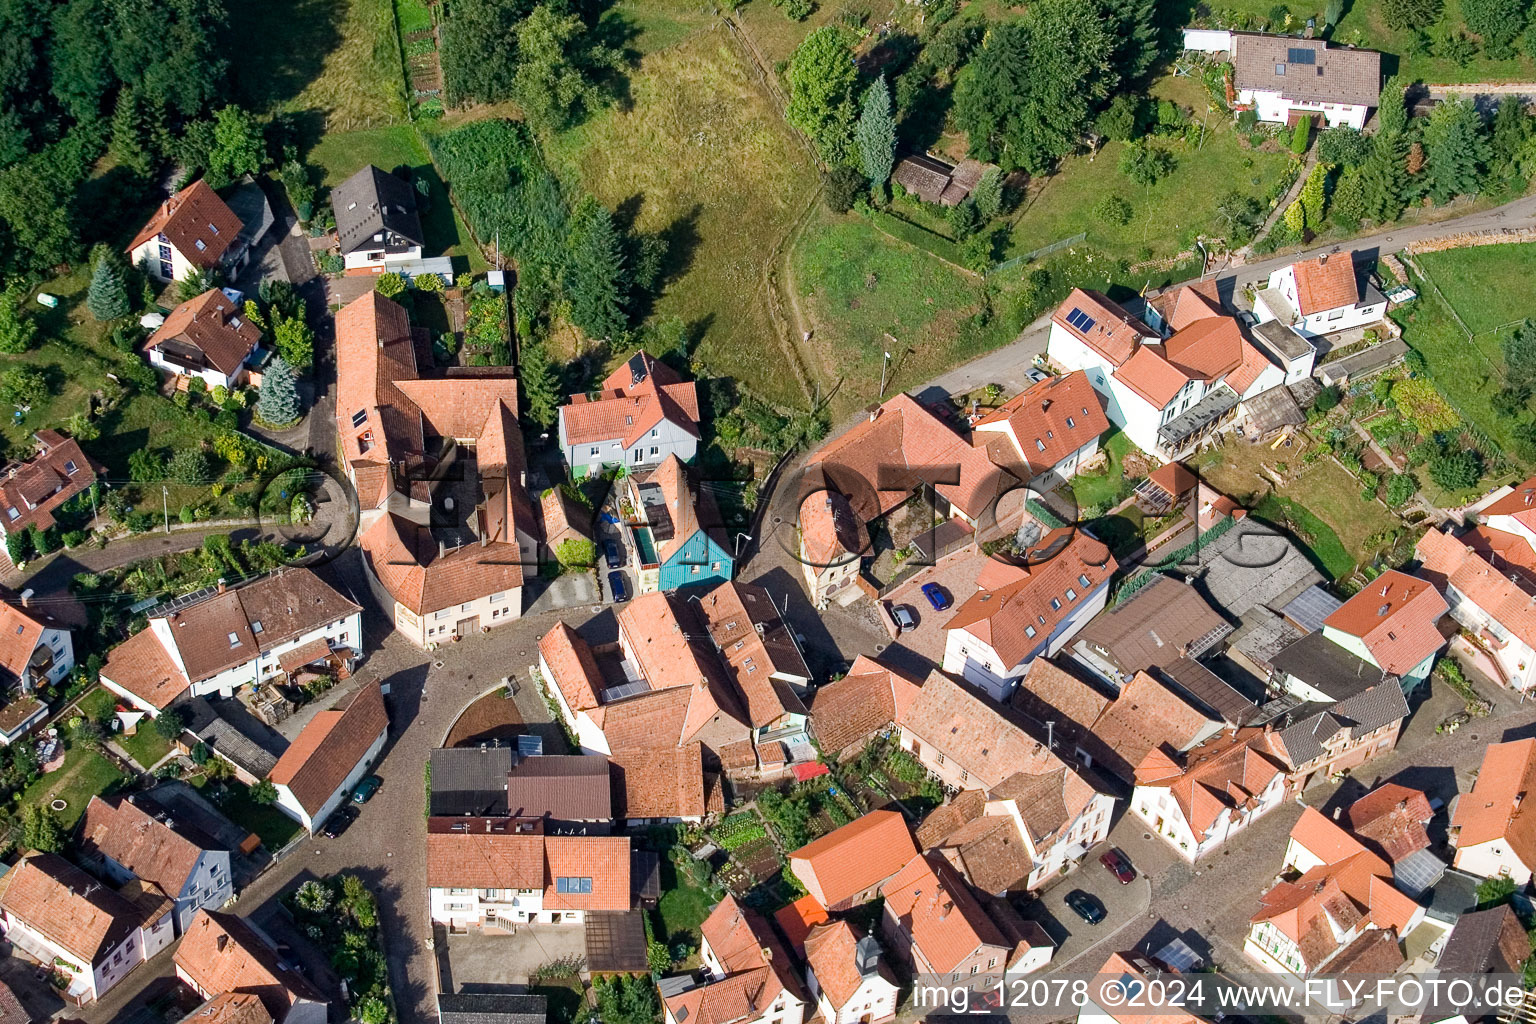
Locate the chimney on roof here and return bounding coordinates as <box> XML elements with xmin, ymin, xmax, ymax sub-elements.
<box><xmin>217</xmin><ymin>578</ymin><xmax>227</xmax><ymax>595</ymax></box>
<box><xmin>761</xmin><ymin>946</ymin><xmax>773</xmax><ymax>964</ymax></box>
<box><xmin>18</xmin><ymin>589</ymin><xmax>31</xmax><ymax>608</ymax></box>
<box><xmin>1318</xmin><ymin>254</ymin><xmax>1328</xmax><ymax>266</ymax></box>
<box><xmin>938</xmin><ymin>900</ymin><xmax>952</xmax><ymax>920</ymax></box>
<box><xmin>216</xmin><ymin>934</ymin><xmax>228</xmax><ymax>952</ymax></box>
<box><xmin>1333</xmin><ymin>806</ymin><xmax>1341</xmax><ymax>820</ymax></box>
<box><xmin>868</xmin><ymin>404</ymin><xmax>882</xmax><ymax>424</ymax></box>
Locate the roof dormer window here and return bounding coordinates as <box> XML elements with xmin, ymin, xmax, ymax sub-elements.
<box><xmin>1035</xmin><ymin>439</ymin><xmax>1046</xmax><ymax>452</ymax></box>
<box><xmin>63</xmin><ymin>460</ymin><xmax>77</xmax><ymax>475</ymax></box>
<box><xmin>1066</xmin><ymin>417</ymin><xmax>1075</xmax><ymax>429</ymax></box>
<box><xmin>252</xmin><ymin>621</ymin><xmax>263</xmax><ymax>634</ymax></box>
<box><xmin>228</xmin><ymin>632</ymin><xmax>241</xmax><ymax>648</ymax></box>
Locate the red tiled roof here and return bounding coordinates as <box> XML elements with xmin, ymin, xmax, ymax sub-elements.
<box><xmin>1292</xmin><ymin>254</ymin><xmax>1360</xmax><ymax>315</ymax></box>
<box><xmin>539</xmin><ymin>622</ymin><xmax>602</xmax><ymax>713</ymax></box>
<box><xmin>0</xmin><ymin>601</ymin><xmax>46</xmax><ymax>688</ymax></box>
<box><xmin>803</xmin><ymin>920</ymin><xmax>895</xmax><ymax>1009</ymax></box>
<box><xmin>609</xmin><ymin>743</ymin><xmax>707</xmax><ymax>820</ymax></box>
<box><xmin>1452</xmin><ymin>739</ymin><xmax>1536</xmax><ymax>868</ymax></box>
<box><xmin>1114</xmin><ymin>345</ymin><xmax>1191</xmax><ymax>407</ymax></box>
<box><xmin>1322</xmin><ymin>569</ymin><xmax>1448</xmax><ymax>675</ymax></box>
<box><xmin>361</xmin><ymin>513</ymin><xmax>524</xmax><ymax>616</ymax></box>
<box><xmin>881</xmin><ymin>853</ymin><xmax>1007</xmax><ymax>974</ymax></box>
<box><xmin>1147</xmin><ymin>462</ymin><xmax>1197</xmax><ymax>497</ymax></box>
<box><xmin>972</xmin><ymin>371</ymin><xmax>1110</xmax><ymax>476</ymax></box>
<box><xmin>1290</xmin><ymin>805</ymin><xmax>1373</xmax><ymax>865</ymax></box>
<box><xmin>561</xmin><ymin>351</ymin><xmax>700</xmax><ymax>448</ymax></box>
<box><xmin>128</xmin><ymin>180</ymin><xmax>243</xmax><ymax>270</ymax></box>
<box><xmin>1346</xmin><ymin>783</ymin><xmax>1432</xmax><ymax>864</ymax></box>
<box><xmin>334</xmin><ymin>292</ymin><xmax>421</xmax><ymax>507</ymax></box>
<box><xmin>182</xmin><ymin>992</ymin><xmax>273</xmax><ymax>1024</ymax></box>
<box><xmin>1147</xmin><ymin>279</ymin><xmax>1226</xmax><ymax>333</ymax></box>
<box><xmin>0</xmin><ymin>853</ymin><xmax>146</xmax><ymax>963</ymax></box>
<box><xmin>268</xmin><ymin>678</ymin><xmax>387</xmax><ymax>818</ymax></box>
<box><xmin>101</xmin><ymin>627</ymin><xmax>190</xmax><ymax>710</ymax></box>
<box><xmin>945</xmin><ymin>529</ymin><xmax>1117</xmax><ymax>668</ymax></box>
<box><xmin>1417</xmin><ymin>528</ymin><xmax>1536</xmax><ymax>652</ymax></box>
<box><xmin>1464</xmin><ymin>525</ymin><xmax>1536</xmax><ymax>589</ymax></box>
<box><xmin>1051</xmin><ymin>289</ymin><xmax>1157</xmax><ymax>365</ymax></box>
<box><xmin>1483</xmin><ymin>476</ymin><xmax>1536</xmax><ymax>538</ymax></box>
<box><xmin>1132</xmin><ymin>729</ymin><xmax>1287</xmax><ymax>841</ymax></box>
<box><xmin>79</xmin><ymin>795</ymin><xmax>213</xmax><ymax>900</ymax></box>
<box><xmin>788</xmin><ymin>810</ymin><xmax>917</xmax><ymax>907</ymax></box>
<box><xmin>1092</xmin><ymin>953</ymin><xmax>1204</xmax><ymax>1024</ymax></box>
<box><xmin>0</xmin><ymin>433</ymin><xmax>99</xmax><ymax>536</ymax></box>
<box><xmin>146</xmin><ymin>289</ymin><xmax>262</xmax><ymax>378</ymax></box>
<box><xmin>774</xmin><ymin>894</ymin><xmax>830</xmax><ymax>951</ymax></box>
<box><xmin>175</xmin><ymin>910</ymin><xmax>327</xmax><ymax>1018</ymax></box>
<box><xmin>798</xmin><ymin>488</ymin><xmax>869</xmax><ymax>570</ymax></box>
<box><xmin>695</xmin><ymin>580</ymin><xmax>808</xmax><ymax>729</ymax></box>
<box><xmin>1163</xmin><ymin>316</ymin><xmax>1245</xmax><ymax>381</ymax></box>
<box><xmin>809</xmin><ymin>654</ymin><xmax>923</xmax><ymax>756</ymax></box>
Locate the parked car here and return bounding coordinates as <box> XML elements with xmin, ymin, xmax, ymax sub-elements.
<box><xmin>891</xmin><ymin>605</ymin><xmax>917</xmax><ymax>632</ymax></box>
<box><xmin>1100</xmin><ymin>847</ymin><xmax>1136</xmax><ymax>884</ymax></box>
<box><xmin>921</xmin><ymin>582</ymin><xmax>951</xmax><ymax>611</ymax></box>
<box><xmin>1025</xmin><ymin>367</ymin><xmax>1050</xmax><ymax>383</ymax></box>
<box><xmin>323</xmin><ymin>804</ymin><xmax>358</xmax><ymax>839</ymax></box>
<box><xmin>1064</xmin><ymin>889</ymin><xmax>1106</xmax><ymax>924</ymax></box>
<box><xmin>609</xmin><ymin>571</ymin><xmax>629</xmax><ymax>602</ymax></box>
<box><xmin>603</xmin><ymin>540</ymin><xmax>622</xmax><ymax>568</ymax></box>
<box><xmin>352</xmin><ymin>775</ymin><xmax>382</xmax><ymax>804</ymax></box>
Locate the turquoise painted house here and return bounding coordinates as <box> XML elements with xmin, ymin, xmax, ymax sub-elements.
<box><xmin>623</xmin><ymin>455</ymin><xmax>734</xmax><ymax>594</ymax></box>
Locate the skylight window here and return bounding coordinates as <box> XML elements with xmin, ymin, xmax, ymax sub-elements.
<box><xmin>228</xmin><ymin>632</ymin><xmax>241</xmax><ymax>648</ymax></box>
<box><xmin>194</xmin><ymin>239</ymin><xmax>207</xmax><ymax>251</ymax></box>
<box><xmin>252</xmin><ymin>621</ymin><xmax>264</xmax><ymax>634</ymax></box>
<box><xmin>352</xmin><ymin>409</ymin><xmax>368</xmax><ymax>428</ymax></box>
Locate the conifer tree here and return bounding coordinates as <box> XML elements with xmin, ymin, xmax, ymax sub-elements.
<box><xmin>563</xmin><ymin>197</ymin><xmax>627</xmax><ymax>341</ymax></box>
<box><xmin>256</xmin><ymin>355</ymin><xmax>300</xmax><ymax>425</ymax></box>
<box><xmin>520</xmin><ymin>340</ymin><xmax>561</xmax><ymax>429</ymax></box>
<box><xmin>854</xmin><ymin>75</ymin><xmax>896</xmax><ymax>186</ymax></box>
<box><xmin>87</xmin><ymin>250</ymin><xmax>130</xmax><ymax>321</ymax></box>
<box><xmin>1299</xmin><ymin>163</ymin><xmax>1328</xmax><ymax>228</ymax></box>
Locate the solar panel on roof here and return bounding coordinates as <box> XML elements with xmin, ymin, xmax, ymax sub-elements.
<box><xmin>1065</xmin><ymin>307</ymin><xmax>1097</xmax><ymax>332</ymax></box>
<box><xmin>1287</xmin><ymin>47</ymin><xmax>1316</xmax><ymax>64</ymax></box>
<box><xmin>517</xmin><ymin>734</ymin><xmax>544</xmax><ymax>757</ymax></box>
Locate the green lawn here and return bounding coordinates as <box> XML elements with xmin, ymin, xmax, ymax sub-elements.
<box><xmin>1394</xmin><ymin>281</ymin><xmax>1525</xmax><ymax>459</ymax></box>
<box><xmin>542</xmin><ymin>23</ymin><xmax>821</xmax><ymax>408</ymax></box>
<box><xmin>213</xmin><ymin>781</ymin><xmax>304</xmax><ymax>849</ymax></box>
<box><xmin>652</xmin><ymin>854</ymin><xmax>713</xmax><ymax>947</ymax></box>
<box><xmin>75</xmin><ymin>687</ymin><xmax>170</xmax><ymax>768</ymax></box>
<box><xmin>1068</xmin><ymin>429</ymin><xmax>1141</xmax><ymax>510</ymax></box>
<box><xmin>310</xmin><ymin>125</ymin><xmax>488</xmax><ymax>271</ymax></box>
<box><xmin>1417</xmin><ymin>244</ymin><xmax>1536</xmax><ymax>335</ymax></box>
<box><xmin>1007</xmin><ymin>76</ymin><xmax>1293</xmax><ymax>260</ymax></box>
<box><xmin>1252</xmin><ymin>492</ymin><xmax>1355</xmax><ymax>579</ymax></box>
<box><xmin>229</xmin><ymin>0</ymin><xmax>406</xmax><ymax>131</ymax></box>
<box><xmin>17</xmin><ymin>744</ymin><xmax>126</xmax><ymax>828</ymax></box>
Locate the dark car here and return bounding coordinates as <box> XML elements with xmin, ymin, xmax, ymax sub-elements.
<box><xmin>323</xmin><ymin>804</ymin><xmax>358</xmax><ymax>839</ymax></box>
<box><xmin>1064</xmin><ymin>889</ymin><xmax>1106</xmax><ymax>924</ymax></box>
<box><xmin>1100</xmin><ymin>847</ymin><xmax>1136</xmax><ymax>884</ymax></box>
<box><xmin>352</xmin><ymin>775</ymin><xmax>382</xmax><ymax>804</ymax></box>
<box><xmin>921</xmin><ymin>582</ymin><xmax>951</xmax><ymax>611</ymax></box>
<box><xmin>604</xmin><ymin>540</ymin><xmax>622</xmax><ymax>568</ymax></box>
<box><xmin>609</xmin><ymin>571</ymin><xmax>629</xmax><ymax>602</ymax></box>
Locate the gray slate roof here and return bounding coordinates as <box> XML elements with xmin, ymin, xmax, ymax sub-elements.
<box><xmin>1191</xmin><ymin>517</ymin><xmax>1324</xmax><ymax>618</ymax></box>
<box><xmin>429</xmin><ymin>746</ymin><xmax>514</xmax><ymax>817</ymax></box>
<box><xmin>438</xmin><ymin>993</ymin><xmax>547</xmax><ymax>1024</ymax></box>
<box><xmin>333</xmin><ymin>165</ymin><xmax>425</xmax><ymax>255</ymax></box>
<box><xmin>181</xmin><ymin>696</ymin><xmax>286</xmax><ymax>778</ymax></box>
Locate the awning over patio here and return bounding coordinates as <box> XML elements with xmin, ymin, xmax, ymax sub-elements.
<box><xmin>1159</xmin><ymin>384</ymin><xmax>1240</xmax><ymax>450</ymax></box>
<box><xmin>278</xmin><ymin>638</ymin><xmax>336</xmax><ymax>674</ymax></box>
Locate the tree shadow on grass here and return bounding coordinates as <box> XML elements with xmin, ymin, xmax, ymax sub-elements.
<box><xmin>227</xmin><ymin>0</ymin><xmax>347</xmax><ymax>116</ymax></box>
<box><xmin>589</xmin><ymin>8</ymin><xmax>643</xmax><ymax>114</ymax></box>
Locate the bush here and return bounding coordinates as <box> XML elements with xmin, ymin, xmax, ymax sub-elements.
<box><xmin>1386</xmin><ymin>473</ymin><xmax>1417</xmax><ymax>507</ymax></box>
<box><xmin>1313</xmin><ymin>385</ymin><xmax>1340</xmax><ymax>413</ymax></box>
<box><xmin>1291</xmin><ymin>114</ymin><xmax>1312</xmax><ymax>154</ymax></box>
<box><xmin>250</xmin><ymin>778</ymin><xmax>278</xmax><ymax>804</ymax></box>
<box><xmin>154</xmin><ymin>708</ymin><xmax>187</xmax><ymax>740</ymax></box>
<box><xmin>1097</xmin><ymin>194</ymin><xmax>1133</xmax><ymax>225</ymax></box>
<box><xmin>1430</xmin><ymin>450</ymin><xmax>1483</xmax><ymax>490</ymax></box>
<box><xmin>824</xmin><ymin>166</ymin><xmax>865</xmax><ymax>213</ymax></box>
<box><xmin>375</xmin><ymin>272</ymin><xmax>407</xmax><ymax>299</ymax></box>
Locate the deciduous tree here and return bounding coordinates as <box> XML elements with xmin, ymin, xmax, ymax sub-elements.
<box><xmin>21</xmin><ymin>805</ymin><xmax>62</xmax><ymax>853</ymax></box>
<box><xmin>0</xmin><ymin>287</ymin><xmax>37</xmax><ymax>354</ymax></box>
<box><xmin>512</xmin><ymin>6</ymin><xmax>620</xmax><ymax>135</ymax></box>
<box><xmin>206</xmin><ymin>105</ymin><xmax>265</xmax><ymax>187</ymax></box>
<box><xmin>786</xmin><ymin>27</ymin><xmax>858</xmax><ymax>166</ymax></box>
<box><xmin>440</xmin><ymin>0</ymin><xmax>532</xmax><ymax>105</ymax></box>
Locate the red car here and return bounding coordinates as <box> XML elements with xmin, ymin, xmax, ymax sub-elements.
<box><xmin>1100</xmin><ymin>847</ymin><xmax>1136</xmax><ymax>884</ymax></box>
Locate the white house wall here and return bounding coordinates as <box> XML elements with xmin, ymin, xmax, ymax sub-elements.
<box><xmin>1239</xmin><ymin>89</ymin><xmax>1368</xmax><ymax>130</ymax></box>
<box><xmin>1454</xmin><ymin>839</ymin><xmax>1535</xmax><ymax>886</ymax></box>
<box><xmin>343</xmin><ymin>244</ymin><xmax>424</xmax><ymax>273</ymax></box>
<box><xmin>1442</xmin><ymin>585</ymin><xmax>1536</xmax><ymax>692</ymax></box>
<box><xmin>562</xmin><ymin>416</ymin><xmax>699</xmax><ymax>476</ymax></box>
<box><xmin>274</xmin><ymin>725</ymin><xmax>387</xmax><ymax>834</ymax></box>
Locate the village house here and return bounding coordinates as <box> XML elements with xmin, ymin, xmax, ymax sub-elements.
<box><xmin>268</xmin><ymin>678</ymin><xmax>388</xmax><ymax>834</ymax></box>
<box><xmin>1421</xmin><ymin>905</ymin><xmax>1530</xmax><ymax>1024</ymax></box>
<box><xmin>942</xmin><ymin>530</ymin><xmax>1118</xmax><ymax>700</ymax></box>
<box><xmin>332</xmin><ymin>165</ymin><xmax>434</xmax><ymax>276</ymax></box>
<box><xmin>1255</xmin><ymin>254</ymin><xmax>1388</xmax><ymax>339</ymax></box>
<box><xmin>1011</xmin><ymin>660</ymin><xmax>1232</xmax><ymax>783</ymax></box>
<box><xmin>1245</xmin><ymin>808</ymin><xmax>1423</xmax><ymax>979</ymax></box>
<box><xmin>659</xmin><ymin>894</ymin><xmax>807</xmax><ymax>1024</ymax></box>
<box><xmin>1478</xmin><ymin>476</ymin><xmax>1536</xmax><ymax>564</ymax></box>
<box><xmin>894</xmin><ymin>670</ymin><xmax>1116</xmax><ymax>890</ymax></box>
<box><xmin>801</xmin><ymin>922</ymin><xmax>901</xmax><ymax>1024</ymax></box>
<box><xmin>504</xmin><ymin>756</ymin><xmax>613</xmax><ymax>830</ymax></box>
<box><xmin>1045</xmin><ymin>283</ymin><xmax>1289</xmax><ymax>461</ymax></box>
<box><xmin>0</xmin><ymin>852</ymin><xmax>175</xmax><ymax>1005</ymax></box>
<box><xmin>1346</xmin><ymin>782</ymin><xmax>1443</xmax><ymax>898</ymax></box>
<box><xmin>880</xmin><ymin>851</ymin><xmax>1048</xmax><ymax>983</ymax></box>
<box><xmin>1069</xmin><ymin>574</ymin><xmax>1233</xmax><ymax>687</ymax></box>
<box><xmin>127</xmin><ymin>178</ymin><xmax>273</xmax><ymax>283</ymax></box>
<box><xmin>1450</xmin><ymin>738</ymin><xmax>1536</xmax><ymax>885</ymax></box>
<box><xmin>1314</xmin><ymin>570</ymin><xmax>1448</xmax><ymax>692</ymax></box>
<box><xmin>0</xmin><ymin>430</ymin><xmax>99</xmax><ymax>565</ymax></box>
<box><xmin>77</xmin><ymin>794</ymin><xmax>232</xmax><ymax>934</ymax></box>
<box><xmin>969</xmin><ymin>371</ymin><xmax>1112</xmax><ymax>491</ymax></box>
<box><xmin>175</xmin><ymin>910</ymin><xmax>329</xmax><ymax>1024</ymax></box>
<box><xmin>176</xmin><ymin>992</ymin><xmax>272</xmax><ymax>1024</ymax></box>
<box><xmin>143</xmin><ymin>288</ymin><xmax>263</xmax><ymax>391</ymax></box>
<box><xmin>179</xmin><ymin>696</ymin><xmax>286</xmax><ymax>786</ymax></box>
<box><xmin>797</xmin><ymin>488</ymin><xmax>869</xmax><ymax>608</ymax></box>
<box><xmin>696</xmin><ymin>580</ymin><xmax>812</xmax><ymax>762</ymax></box>
<box><xmin>428</xmin><ymin>746</ymin><xmax>515</xmax><ymax>817</ymax></box>
<box><xmin>99</xmin><ymin>569</ymin><xmax>362</xmax><ymax>716</ymax></box>
<box><xmin>336</xmin><ymin>291</ymin><xmax>538</xmax><ymax>645</ymax></box>
<box><xmin>559</xmin><ymin>352</ymin><xmax>701</xmax><ymax>476</ymax></box>
<box><xmin>426</xmin><ymin>821</ymin><xmax>630</xmax><ymax>929</ymax></box>
<box><xmin>540</xmin><ymin>487</ymin><xmax>592</xmax><ymax>563</ymax></box>
<box><xmin>1182</xmin><ymin>30</ymin><xmax>1382</xmax><ymax>130</ymax></box>
<box><xmin>807</xmin><ymin>655</ymin><xmax>922</xmax><ymax>761</ymax></box>
<box><xmin>1417</xmin><ymin>526</ymin><xmax>1536</xmax><ymax>694</ymax></box>
<box><xmin>788</xmin><ymin>810</ymin><xmax>919</xmax><ymax>911</ymax></box>
<box><xmin>0</xmin><ymin>593</ymin><xmax>74</xmax><ymax>743</ymax></box>
<box><xmin>1131</xmin><ymin>728</ymin><xmax>1291</xmax><ymax>861</ymax></box>
<box><xmin>891</xmin><ymin>154</ymin><xmax>989</xmax><ymax>206</ymax></box>
<box><xmin>1078</xmin><ymin>952</ymin><xmax>1203</xmax><ymax>1024</ymax></box>
<box><xmin>621</xmin><ymin>456</ymin><xmax>734</xmax><ymax>593</ymax></box>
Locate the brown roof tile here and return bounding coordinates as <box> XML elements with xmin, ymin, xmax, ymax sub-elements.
<box><xmin>128</xmin><ymin>180</ymin><xmax>244</xmax><ymax>270</ymax></box>
<box><xmin>1231</xmin><ymin>33</ymin><xmax>1382</xmax><ymax>108</ymax></box>
<box><xmin>1051</xmin><ymin>289</ymin><xmax>1157</xmax><ymax>365</ymax></box>
<box><xmin>177</xmin><ymin>992</ymin><xmax>272</xmax><ymax>1024</ymax></box>
<box><xmin>0</xmin><ymin>433</ymin><xmax>99</xmax><ymax>536</ymax></box>
<box><xmin>0</xmin><ymin>853</ymin><xmax>147</xmax><ymax>962</ymax></box>
<box><xmin>175</xmin><ymin>910</ymin><xmax>327</xmax><ymax>1018</ymax></box>
<box><xmin>101</xmin><ymin>627</ymin><xmax>189</xmax><ymax>710</ymax></box>
<box><xmin>809</xmin><ymin>655</ymin><xmax>923</xmax><ymax>756</ymax></box>
<box><xmin>539</xmin><ymin>623</ymin><xmax>602</xmax><ymax>713</ymax></box>
<box><xmin>609</xmin><ymin>743</ymin><xmax>706</xmax><ymax>819</ymax></box>
<box><xmin>561</xmin><ymin>352</ymin><xmax>700</xmax><ymax>448</ymax></box>
<box><xmin>1418</xmin><ymin>528</ymin><xmax>1536</xmax><ymax>652</ymax></box>
<box><xmin>1291</xmin><ymin>254</ymin><xmax>1361</xmax><ymax>315</ymax></box>
<box><xmin>79</xmin><ymin>795</ymin><xmax>219</xmax><ymax>898</ymax></box>
<box><xmin>1076</xmin><ymin>575</ymin><xmax>1230</xmax><ymax>676</ymax></box>
<box><xmin>1452</xmin><ymin>739</ymin><xmax>1536</xmax><ymax>867</ymax></box>
<box><xmin>145</xmin><ymin>289</ymin><xmax>262</xmax><ymax>378</ymax></box>
<box><xmin>803</xmin><ymin>921</ymin><xmax>896</xmax><ymax>1009</ymax></box>
<box><xmin>972</xmin><ymin>371</ymin><xmax>1111</xmax><ymax>477</ymax></box>
<box><xmin>696</xmin><ymin>581</ymin><xmax>809</xmax><ymax>729</ymax></box>
<box><xmin>361</xmin><ymin>513</ymin><xmax>525</xmax><ymax>616</ymax></box>
<box><xmin>880</xmin><ymin>853</ymin><xmax>1007</xmax><ymax>974</ymax></box>
<box><xmin>268</xmin><ymin>678</ymin><xmax>387</xmax><ymax>818</ymax></box>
